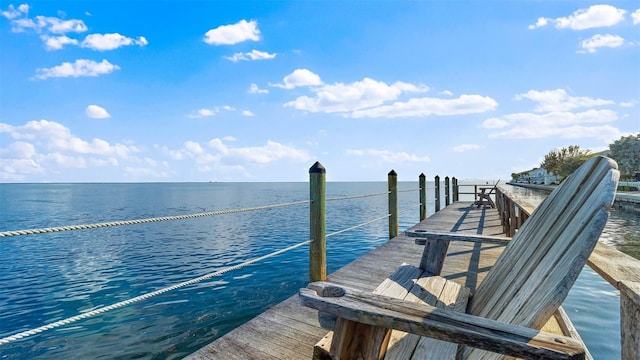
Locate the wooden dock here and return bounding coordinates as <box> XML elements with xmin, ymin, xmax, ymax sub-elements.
<box><xmin>186</xmin><ymin>202</ymin><xmax>510</xmax><ymax>359</ymax></box>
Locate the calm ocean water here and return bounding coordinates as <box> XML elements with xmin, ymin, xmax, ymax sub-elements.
<box><xmin>0</xmin><ymin>183</ymin><xmax>637</xmax><ymax>359</ymax></box>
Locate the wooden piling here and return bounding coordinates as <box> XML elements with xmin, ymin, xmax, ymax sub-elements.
<box><xmin>435</xmin><ymin>175</ymin><xmax>440</xmax><ymax>212</ymax></box>
<box><xmin>309</xmin><ymin>161</ymin><xmax>326</xmax><ymax>282</ymax></box>
<box><xmin>388</xmin><ymin>170</ymin><xmax>398</xmax><ymax>239</ymax></box>
<box><xmin>445</xmin><ymin>176</ymin><xmax>450</xmax><ymax>206</ymax></box>
<box><xmin>452</xmin><ymin>177</ymin><xmax>458</xmax><ymax>203</ymax></box>
<box><xmin>419</xmin><ymin>173</ymin><xmax>426</xmax><ymax>221</ymax></box>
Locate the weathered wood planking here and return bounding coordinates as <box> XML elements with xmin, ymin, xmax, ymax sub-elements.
<box><xmin>185</xmin><ymin>202</ymin><xmax>531</xmax><ymax>360</ymax></box>
<box><xmin>186</xmin><ymin>202</ymin><xmax>506</xmax><ymax>359</ymax></box>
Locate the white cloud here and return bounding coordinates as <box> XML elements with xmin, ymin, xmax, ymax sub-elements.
<box><xmin>271</xmin><ymin>68</ymin><xmax>323</xmax><ymax>89</ymax></box>
<box><xmin>81</xmin><ymin>33</ymin><xmax>148</xmax><ymax>51</ymax></box>
<box><xmin>86</xmin><ymin>105</ymin><xmax>110</xmax><ymax>119</ymax></box>
<box><xmin>515</xmin><ymin>89</ymin><xmax>614</xmax><ymax>112</ymax></box>
<box><xmin>165</xmin><ymin>138</ymin><xmax>310</xmax><ymax>168</ymax></box>
<box><xmin>619</xmin><ymin>101</ymin><xmax>636</xmax><ymax>108</ymax></box>
<box><xmin>34</xmin><ymin>59</ymin><xmax>120</xmax><ymax>79</ymax></box>
<box><xmin>284</xmin><ymin>77</ymin><xmax>430</xmax><ymax>114</ymax></box>
<box><xmin>2</xmin><ymin>3</ymin><xmax>28</xmax><ymax>19</ymax></box>
<box><xmin>633</xmin><ymin>9</ymin><xmax>640</xmax><ymax>25</ymax></box>
<box><xmin>453</xmin><ymin>144</ymin><xmax>481</xmax><ymax>152</ymax></box>
<box><xmin>529</xmin><ymin>5</ymin><xmax>626</xmax><ymax>30</ymax></box>
<box><xmin>225</xmin><ymin>49</ymin><xmax>276</xmax><ymax>62</ymax></box>
<box><xmin>346</xmin><ymin>148</ymin><xmax>430</xmax><ymax>163</ymax></box>
<box><xmin>9</xmin><ymin>14</ymin><xmax>87</xmax><ymax>33</ymax></box>
<box><xmin>349</xmin><ymin>94</ymin><xmax>497</xmax><ymax>118</ymax></box>
<box><xmin>484</xmin><ymin>109</ymin><xmax>621</xmax><ymax>141</ymax></box>
<box><xmin>0</xmin><ymin>120</ymin><xmax>139</xmax><ymax>180</ymax></box>
<box><xmin>579</xmin><ymin>34</ymin><xmax>625</xmax><ymax>53</ymax></box>
<box><xmin>482</xmin><ymin>117</ymin><xmax>510</xmax><ymax>129</ymax></box>
<box><xmin>203</xmin><ymin>19</ymin><xmax>260</xmax><ymax>45</ymax></box>
<box><xmin>528</xmin><ymin>17</ymin><xmax>548</xmax><ymax>30</ymax></box>
<box><xmin>222</xmin><ymin>105</ymin><xmax>235</xmax><ymax>111</ymax></box>
<box><xmin>242</xmin><ymin>110</ymin><xmax>255</xmax><ymax>117</ymax></box>
<box><xmin>281</xmin><ymin>73</ymin><xmax>495</xmax><ymax>118</ymax></box>
<box><xmin>439</xmin><ymin>90</ymin><xmax>453</xmax><ymax>96</ymax></box>
<box><xmin>248</xmin><ymin>83</ymin><xmax>268</xmax><ymax>94</ymax></box>
<box><xmin>41</xmin><ymin>35</ymin><xmax>78</xmax><ymax>50</ymax></box>
<box><xmin>188</xmin><ymin>108</ymin><xmax>217</xmax><ymax>118</ymax></box>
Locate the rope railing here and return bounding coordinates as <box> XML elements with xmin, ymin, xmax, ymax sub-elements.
<box><xmin>326</xmin><ymin>191</ymin><xmax>389</xmax><ymax>202</ymax></box>
<box><xmin>326</xmin><ymin>214</ymin><xmax>391</xmax><ymax>238</ymax></box>
<box><xmin>0</xmin><ymin>200</ymin><xmax>310</xmax><ymax>238</ymax></box>
<box><xmin>1</xmin><ymin>189</ymin><xmax>411</xmax><ymax>238</ymax></box>
<box><xmin>0</xmin><ymin>210</ymin><xmax>397</xmax><ymax>346</ymax></box>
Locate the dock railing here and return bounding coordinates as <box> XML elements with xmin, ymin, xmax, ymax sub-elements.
<box><xmin>495</xmin><ymin>184</ymin><xmax>640</xmax><ymax>360</ymax></box>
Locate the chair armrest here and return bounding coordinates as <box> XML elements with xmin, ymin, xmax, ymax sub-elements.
<box><xmin>405</xmin><ymin>230</ymin><xmax>511</xmax><ymax>245</ymax></box>
<box><xmin>299</xmin><ymin>282</ymin><xmax>584</xmax><ymax>360</ymax></box>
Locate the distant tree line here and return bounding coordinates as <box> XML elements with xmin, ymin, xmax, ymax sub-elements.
<box><xmin>540</xmin><ymin>133</ymin><xmax>639</xmax><ymax>181</ymax></box>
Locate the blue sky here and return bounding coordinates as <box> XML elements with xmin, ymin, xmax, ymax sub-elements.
<box><xmin>1</xmin><ymin>1</ymin><xmax>638</xmax><ymax>182</ymax></box>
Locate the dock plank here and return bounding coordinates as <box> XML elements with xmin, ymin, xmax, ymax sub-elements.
<box><xmin>185</xmin><ymin>202</ymin><xmax>523</xmax><ymax>359</ymax></box>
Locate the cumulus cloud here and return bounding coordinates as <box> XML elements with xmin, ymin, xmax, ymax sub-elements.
<box><xmin>2</xmin><ymin>5</ymin><xmax>150</xmax><ymax>53</ymax></box>
<box><xmin>529</xmin><ymin>5</ymin><xmax>626</xmax><ymax>30</ymax></box>
<box><xmin>164</xmin><ymin>138</ymin><xmax>310</xmax><ymax>167</ymax></box>
<box><xmin>225</xmin><ymin>50</ymin><xmax>276</xmax><ymax>62</ymax></box>
<box><xmin>86</xmin><ymin>105</ymin><xmax>110</xmax><ymax>119</ymax></box>
<box><xmin>484</xmin><ymin>109</ymin><xmax>621</xmax><ymax>141</ymax></box>
<box><xmin>281</xmin><ymin>73</ymin><xmax>496</xmax><ymax>118</ymax></box>
<box><xmin>284</xmin><ymin>77</ymin><xmax>430</xmax><ymax>113</ymax></box>
<box><xmin>271</xmin><ymin>69</ymin><xmax>323</xmax><ymax>89</ymax></box>
<box><xmin>515</xmin><ymin>89</ymin><xmax>615</xmax><ymax>112</ymax></box>
<box><xmin>41</xmin><ymin>35</ymin><xmax>78</xmax><ymax>50</ymax></box>
<box><xmin>350</xmin><ymin>94</ymin><xmax>497</xmax><ymax>118</ymax></box>
<box><xmin>346</xmin><ymin>148</ymin><xmax>430</xmax><ymax>163</ymax></box>
<box><xmin>1</xmin><ymin>3</ymin><xmax>29</xmax><ymax>19</ymax></box>
<box><xmin>188</xmin><ymin>108</ymin><xmax>217</xmax><ymax>118</ymax></box>
<box><xmin>187</xmin><ymin>106</ymin><xmax>236</xmax><ymax>118</ymax></box>
<box><xmin>248</xmin><ymin>83</ymin><xmax>268</xmax><ymax>94</ymax></box>
<box><xmin>81</xmin><ymin>33</ymin><xmax>148</xmax><ymax>51</ymax></box>
<box><xmin>242</xmin><ymin>110</ymin><xmax>255</xmax><ymax>117</ymax></box>
<box><xmin>2</xmin><ymin>3</ymin><xmax>87</xmax><ymax>34</ymax></box>
<box><xmin>11</xmin><ymin>15</ymin><xmax>88</xmax><ymax>33</ymax></box>
<box><xmin>34</xmin><ymin>59</ymin><xmax>120</xmax><ymax>79</ymax></box>
<box><xmin>0</xmin><ymin>120</ymin><xmax>139</xmax><ymax>180</ymax></box>
<box><xmin>633</xmin><ymin>9</ymin><xmax>640</xmax><ymax>25</ymax></box>
<box><xmin>579</xmin><ymin>34</ymin><xmax>625</xmax><ymax>53</ymax></box>
<box><xmin>203</xmin><ymin>19</ymin><xmax>260</xmax><ymax>45</ymax></box>
<box><xmin>453</xmin><ymin>144</ymin><xmax>481</xmax><ymax>152</ymax></box>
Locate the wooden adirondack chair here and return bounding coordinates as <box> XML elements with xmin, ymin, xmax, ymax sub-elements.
<box><xmin>475</xmin><ymin>180</ymin><xmax>500</xmax><ymax>208</ymax></box>
<box><xmin>300</xmin><ymin>156</ymin><xmax>619</xmax><ymax>360</ymax></box>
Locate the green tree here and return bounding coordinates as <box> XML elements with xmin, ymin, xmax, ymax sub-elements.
<box><xmin>541</xmin><ymin>145</ymin><xmax>592</xmax><ymax>179</ymax></box>
<box><xmin>609</xmin><ymin>133</ymin><xmax>640</xmax><ymax>179</ymax></box>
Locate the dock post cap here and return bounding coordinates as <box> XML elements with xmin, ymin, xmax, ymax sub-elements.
<box><xmin>419</xmin><ymin>173</ymin><xmax>425</xmax><ymax>177</ymax></box>
<box><xmin>309</xmin><ymin>161</ymin><xmax>326</xmax><ymax>173</ymax></box>
<box><xmin>388</xmin><ymin>170</ymin><xmax>397</xmax><ymax>176</ymax></box>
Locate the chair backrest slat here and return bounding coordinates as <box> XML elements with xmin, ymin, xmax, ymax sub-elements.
<box><xmin>469</xmin><ymin>156</ymin><xmax>619</xmax><ymax>331</ymax></box>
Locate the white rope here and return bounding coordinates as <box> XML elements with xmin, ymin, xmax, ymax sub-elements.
<box><xmin>0</xmin><ymin>239</ymin><xmax>311</xmax><ymax>345</ymax></box>
<box><xmin>326</xmin><ymin>214</ymin><xmax>390</xmax><ymax>238</ymax></box>
<box><xmin>0</xmin><ymin>200</ymin><xmax>310</xmax><ymax>237</ymax></box>
<box><xmin>326</xmin><ymin>191</ymin><xmax>389</xmax><ymax>202</ymax></box>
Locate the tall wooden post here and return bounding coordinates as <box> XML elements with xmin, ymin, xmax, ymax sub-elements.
<box><xmin>452</xmin><ymin>177</ymin><xmax>458</xmax><ymax>203</ymax></box>
<box><xmin>434</xmin><ymin>175</ymin><xmax>440</xmax><ymax>212</ymax></box>
<box><xmin>419</xmin><ymin>173</ymin><xmax>426</xmax><ymax>221</ymax></box>
<box><xmin>445</xmin><ymin>176</ymin><xmax>450</xmax><ymax>206</ymax></box>
<box><xmin>309</xmin><ymin>162</ymin><xmax>326</xmax><ymax>282</ymax></box>
<box><xmin>388</xmin><ymin>170</ymin><xmax>398</xmax><ymax>240</ymax></box>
